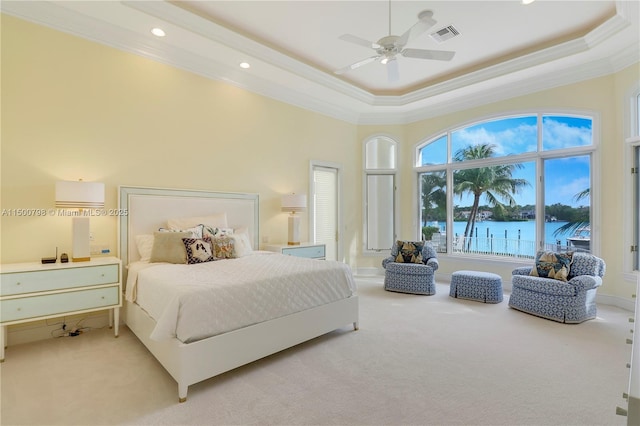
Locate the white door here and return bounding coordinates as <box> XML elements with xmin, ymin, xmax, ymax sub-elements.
<box><xmin>311</xmin><ymin>164</ymin><xmax>340</xmax><ymax>261</ymax></box>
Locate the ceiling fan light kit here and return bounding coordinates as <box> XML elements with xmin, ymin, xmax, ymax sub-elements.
<box><xmin>335</xmin><ymin>4</ymin><xmax>456</xmax><ymax>82</ymax></box>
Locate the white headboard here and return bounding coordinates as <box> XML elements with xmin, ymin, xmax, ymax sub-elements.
<box><xmin>118</xmin><ymin>186</ymin><xmax>259</xmax><ymax>268</ymax></box>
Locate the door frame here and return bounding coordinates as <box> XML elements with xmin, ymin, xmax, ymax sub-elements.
<box><xmin>309</xmin><ymin>161</ymin><xmax>343</xmax><ymax>262</ymax></box>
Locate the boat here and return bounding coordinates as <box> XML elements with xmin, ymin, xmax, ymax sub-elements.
<box><xmin>567</xmin><ymin>227</ymin><xmax>590</xmax><ymax>251</ymax></box>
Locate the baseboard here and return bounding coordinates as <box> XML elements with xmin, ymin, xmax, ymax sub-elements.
<box><xmin>355</xmin><ymin>267</ymin><xmax>384</xmax><ymax>277</ymax></box>
<box><xmin>597</xmin><ymin>293</ymin><xmax>635</xmax><ymax>312</ymax></box>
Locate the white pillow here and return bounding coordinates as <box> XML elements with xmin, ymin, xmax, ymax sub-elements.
<box><xmin>135</xmin><ymin>234</ymin><xmax>155</xmax><ymax>262</ymax></box>
<box><xmin>230</xmin><ymin>232</ymin><xmax>253</xmax><ymax>257</ymax></box>
<box><xmin>159</xmin><ymin>225</ymin><xmax>204</xmax><ymax>239</ymax></box>
<box><xmin>167</xmin><ymin>213</ymin><xmax>228</xmax><ymax>230</ymax></box>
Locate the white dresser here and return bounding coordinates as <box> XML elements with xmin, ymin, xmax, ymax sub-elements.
<box><xmin>264</xmin><ymin>243</ymin><xmax>326</xmax><ymax>260</ymax></box>
<box><xmin>0</xmin><ymin>257</ymin><xmax>122</xmax><ymax>361</ymax></box>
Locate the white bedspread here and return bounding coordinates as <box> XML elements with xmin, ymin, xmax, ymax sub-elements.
<box><xmin>126</xmin><ymin>252</ymin><xmax>356</xmax><ymax>343</ymax></box>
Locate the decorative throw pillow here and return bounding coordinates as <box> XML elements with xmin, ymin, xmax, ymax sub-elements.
<box><xmin>212</xmin><ymin>236</ymin><xmax>236</xmax><ymax>259</ymax></box>
<box><xmin>394</xmin><ymin>240</ymin><xmax>424</xmax><ymax>264</ymax></box>
<box><xmin>150</xmin><ymin>231</ymin><xmax>191</xmax><ymax>264</ymax></box>
<box><xmin>201</xmin><ymin>225</ymin><xmax>234</xmax><ymax>239</ymax></box>
<box><xmin>182</xmin><ymin>237</ymin><xmax>215</xmax><ymax>264</ymax></box>
<box><xmin>530</xmin><ymin>251</ymin><xmax>573</xmax><ymax>281</ymax></box>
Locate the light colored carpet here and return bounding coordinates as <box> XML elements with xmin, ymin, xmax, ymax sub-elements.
<box><xmin>0</xmin><ymin>277</ymin><xmax>632</xmax><ymax>426</ymax></box>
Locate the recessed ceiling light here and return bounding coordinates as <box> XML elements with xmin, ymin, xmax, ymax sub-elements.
<box><xmin>521</xmin><ymin>0</ymin><xmax>535</xmax><ymax>4</ymax></box>
<box><xmin>151</xmin><ymin>28</ymin><xmax>166</xmax><ymax>37</ymax></box>
<box><xmin>239</xmin><ymin>62</ymin><xmax>251</xmax><ymax>69</ymax></box>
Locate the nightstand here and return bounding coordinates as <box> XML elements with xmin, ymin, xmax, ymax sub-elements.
<box><xmin>264</xmin><ymin>243</ymin><xmax>326</xmax><ymax>260</ymax></box>
<box><xmin>0</xmin><ymin>256</ymin><xmax>122</xmax><ymax>361</ymax></box>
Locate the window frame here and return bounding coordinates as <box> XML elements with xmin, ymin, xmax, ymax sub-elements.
<box><xmin>414</xmin><ymin>110</ymin><xmax>598</xmax><ymax>260</ymax></box>
<box><xmin>363</xmin><ymin>135</ymin><xmax>398</xmax><ymax>254</ymax></box>
<box><xmin>624</xmin><ymin>85</ymin><xmax>640</xmax><ymax>273</ymax></box>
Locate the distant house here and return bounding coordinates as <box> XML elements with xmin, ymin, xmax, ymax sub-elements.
<box><xmin>519</xmin><ymin>210</ymin><xmax>535</xmax><ymax>220</ymax></box>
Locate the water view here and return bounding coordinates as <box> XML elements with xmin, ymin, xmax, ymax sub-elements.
<box><xmin>428</xmin><ymin>220</ymin><xmax>584</xmax><ymax>258</ymax></box>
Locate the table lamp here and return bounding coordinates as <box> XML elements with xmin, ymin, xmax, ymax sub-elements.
<box><xmin>281</xmin><ymin>193</ymin><xmax>307</xmax><ymax>245</ymax></box>
<box><xmin>55</xmin><ymin>180</ymin><xmax>105</xmax><ymax>262</ymax></box>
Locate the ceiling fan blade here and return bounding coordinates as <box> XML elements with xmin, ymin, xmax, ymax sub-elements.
<box><xmin>338</xmin><ymin>34</ymin><xmax>381</xmax><ymax>50</ymax></box>
<box><xmin>401</xmin><ymin>48</ymin><xmax>455</xmax><ymax>61</ymax></box>
<box><xmin>334</xmin><ymin>55</ymin><xmax>381</xmax><ymax>75</ymax></box>
<box><xmin>387</xmin><ymin>58</ymin><xmax>399</xmax><ymax>83</ymax></box>
<box><xmin>397</xmin><ymin>14</ymin><xmax>437</xmax><ymax>46</ymax></box>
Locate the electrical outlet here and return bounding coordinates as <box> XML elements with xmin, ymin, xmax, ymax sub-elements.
<box><xmin>89</xmin><ymin>232</ymin><xmax>95</xmax><ymax>241</ymax></box>
<box><xmin>90</xmin><ymin>245</ymin><xmax>111</xmax><ymax>255</ymax></box>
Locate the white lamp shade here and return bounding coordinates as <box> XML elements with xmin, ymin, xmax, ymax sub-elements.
<box><xmin>55</xmin><ymin>181</ymin><xmax>105</xmax><ymax>209</ymax></box>
<box><xmin>281</xmin><ymin>194</ymin><xmax>307</xmax><ymax>213</ymax></box>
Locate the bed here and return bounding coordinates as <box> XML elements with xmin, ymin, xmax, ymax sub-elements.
<box><xmin>118</xmin><ymin>186</ymin><xmax>359</xmax><ymax>402</ymax></box>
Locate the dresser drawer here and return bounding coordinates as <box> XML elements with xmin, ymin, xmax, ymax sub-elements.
<box><xmin>281</xmin><ymin>245</ymin><xmax>325</xmax><ymax>259</ymax></box>
<box><xmin>1</xmin><ymin>264</ymin><xmax>118</xmax><ymax>296</ymax></box>
<box><xmin>1</xmin><ymin>286</ymin><xmax>119</xmax><ymax>323</ymax></box>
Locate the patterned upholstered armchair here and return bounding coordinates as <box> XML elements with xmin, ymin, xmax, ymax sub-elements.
<box><xmin>509</xmin><ymin>252</ymin><xmax>606</xmax><ymax>323</ymax></box>
<box><xmin>382</xmin><ymin>241</ymin><xmax>439</xmax><ymax>295</ymax></box>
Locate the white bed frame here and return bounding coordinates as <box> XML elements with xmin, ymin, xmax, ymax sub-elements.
<box><xmin>118</xmin><ymin>186</ymin><xmax>359</xmax><ymax>402</ymax></box>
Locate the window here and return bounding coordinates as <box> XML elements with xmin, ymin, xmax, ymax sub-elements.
<box><xmin>364</xmin><ymin>136</ymin><xmax>397</xmax><ymax>252</ymax></box>
<box><xmin>416</xmin><ymin>113</ymin><xmax>595</xmax><ymax>259</ymax></box>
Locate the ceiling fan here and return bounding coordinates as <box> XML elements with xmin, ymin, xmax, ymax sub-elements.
<box><xmin>334</xmin><ymin>4</ymin><xmax>455</xmax><ymax>82</ymax></box>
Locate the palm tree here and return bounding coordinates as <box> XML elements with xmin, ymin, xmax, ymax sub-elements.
<box><xmin>552</xmin><ymin>188</ymin><xmax>590</xmax><ymax>238</ymax></box>
<box><xmin>421</xmin><ymin>171</ymin><xmax>446</xmax><ymax>227</ymax></box>
<box><xmin>453</xmin><ymin>144</ymin><xmax>530</xmax><ymax>247</ymax></box>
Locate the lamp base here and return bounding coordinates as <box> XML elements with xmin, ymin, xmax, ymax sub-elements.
<box><xmin>287</xmin><ymin>214</ymin><xmax>301</xmax><ymax>246</ymax></box>
<box><xmin>72</xmin><ymin>217</ymin><xmax>91</xmax><ymax>262</ymax></box>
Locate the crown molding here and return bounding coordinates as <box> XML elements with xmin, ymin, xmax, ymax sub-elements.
<box><xmin>2</xmin><ymin>0</ymin><xmax>638</xmax><ymax>126</ymax></box>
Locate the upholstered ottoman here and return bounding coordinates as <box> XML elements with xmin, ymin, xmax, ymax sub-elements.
<box><xmin>450</xmin><ymin>270</ymin><xmax>503</xmax><ymax>303</ymax></box>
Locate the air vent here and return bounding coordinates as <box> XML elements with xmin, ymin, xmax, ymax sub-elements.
<box><xmin>429</xmin><ymin>25</ymin><xmax>460</xmax><ymax>43</ymax></box>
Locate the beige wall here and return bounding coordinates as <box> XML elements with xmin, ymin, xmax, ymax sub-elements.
<box><xmin>1</xmin><ymin>15</ymin><xmax>360</xmax><ymax>267</ymax></box>
<box><xmin>2</xmin><ymin>15</ymin><xmax>639</xmax><ymax>300</ymax></box>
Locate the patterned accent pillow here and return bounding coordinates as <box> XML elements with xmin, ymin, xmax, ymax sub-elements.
<box><xmin>182</xmin><ymin>237</ymin><xmax>215</xmax><ymax>264</ymax></box>
<box><xmin>212</xmin><ymin>236</ymin><xmax>236</xmax><ymax>259</ymax></box>
<box><xmin>394</xmin><ymin>240</ymin><xmax>424</xmax><ymax>264</ymax></box>
<box><xmin>530</xmin><ymin>251</ymin><xmax>573</xmax><ymax>281</ymax></box>
<box><xmin>201</xmin><ymin>225</ymin><xmax>234</xmax><ymax>239</ymax></box>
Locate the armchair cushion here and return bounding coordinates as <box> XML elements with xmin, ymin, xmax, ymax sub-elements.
<box><xmin>530</xmin><ymin>251</ymin><xmax>573</xmax><ymax>282</ymax></box>
<box><xmin>394</xmin><ymin>240</ymin><xmax>424</xmax><ymax>264</ymax></box>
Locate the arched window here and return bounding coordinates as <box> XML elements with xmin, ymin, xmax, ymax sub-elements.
<box><xmin>364</xmin><ymin>136</ymin><xmax>397</xmax><ymax>253</ymax></box>
<box><xmin>415</xmin><ymin>113</ymin><xmax>596</xmax><ymax>259</ymax></box>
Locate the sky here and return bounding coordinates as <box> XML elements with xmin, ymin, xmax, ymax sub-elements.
<box><xmin>419</xmin><ymin>115</ymin><xmax>592</xmax><ymax>208</ymax></box>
